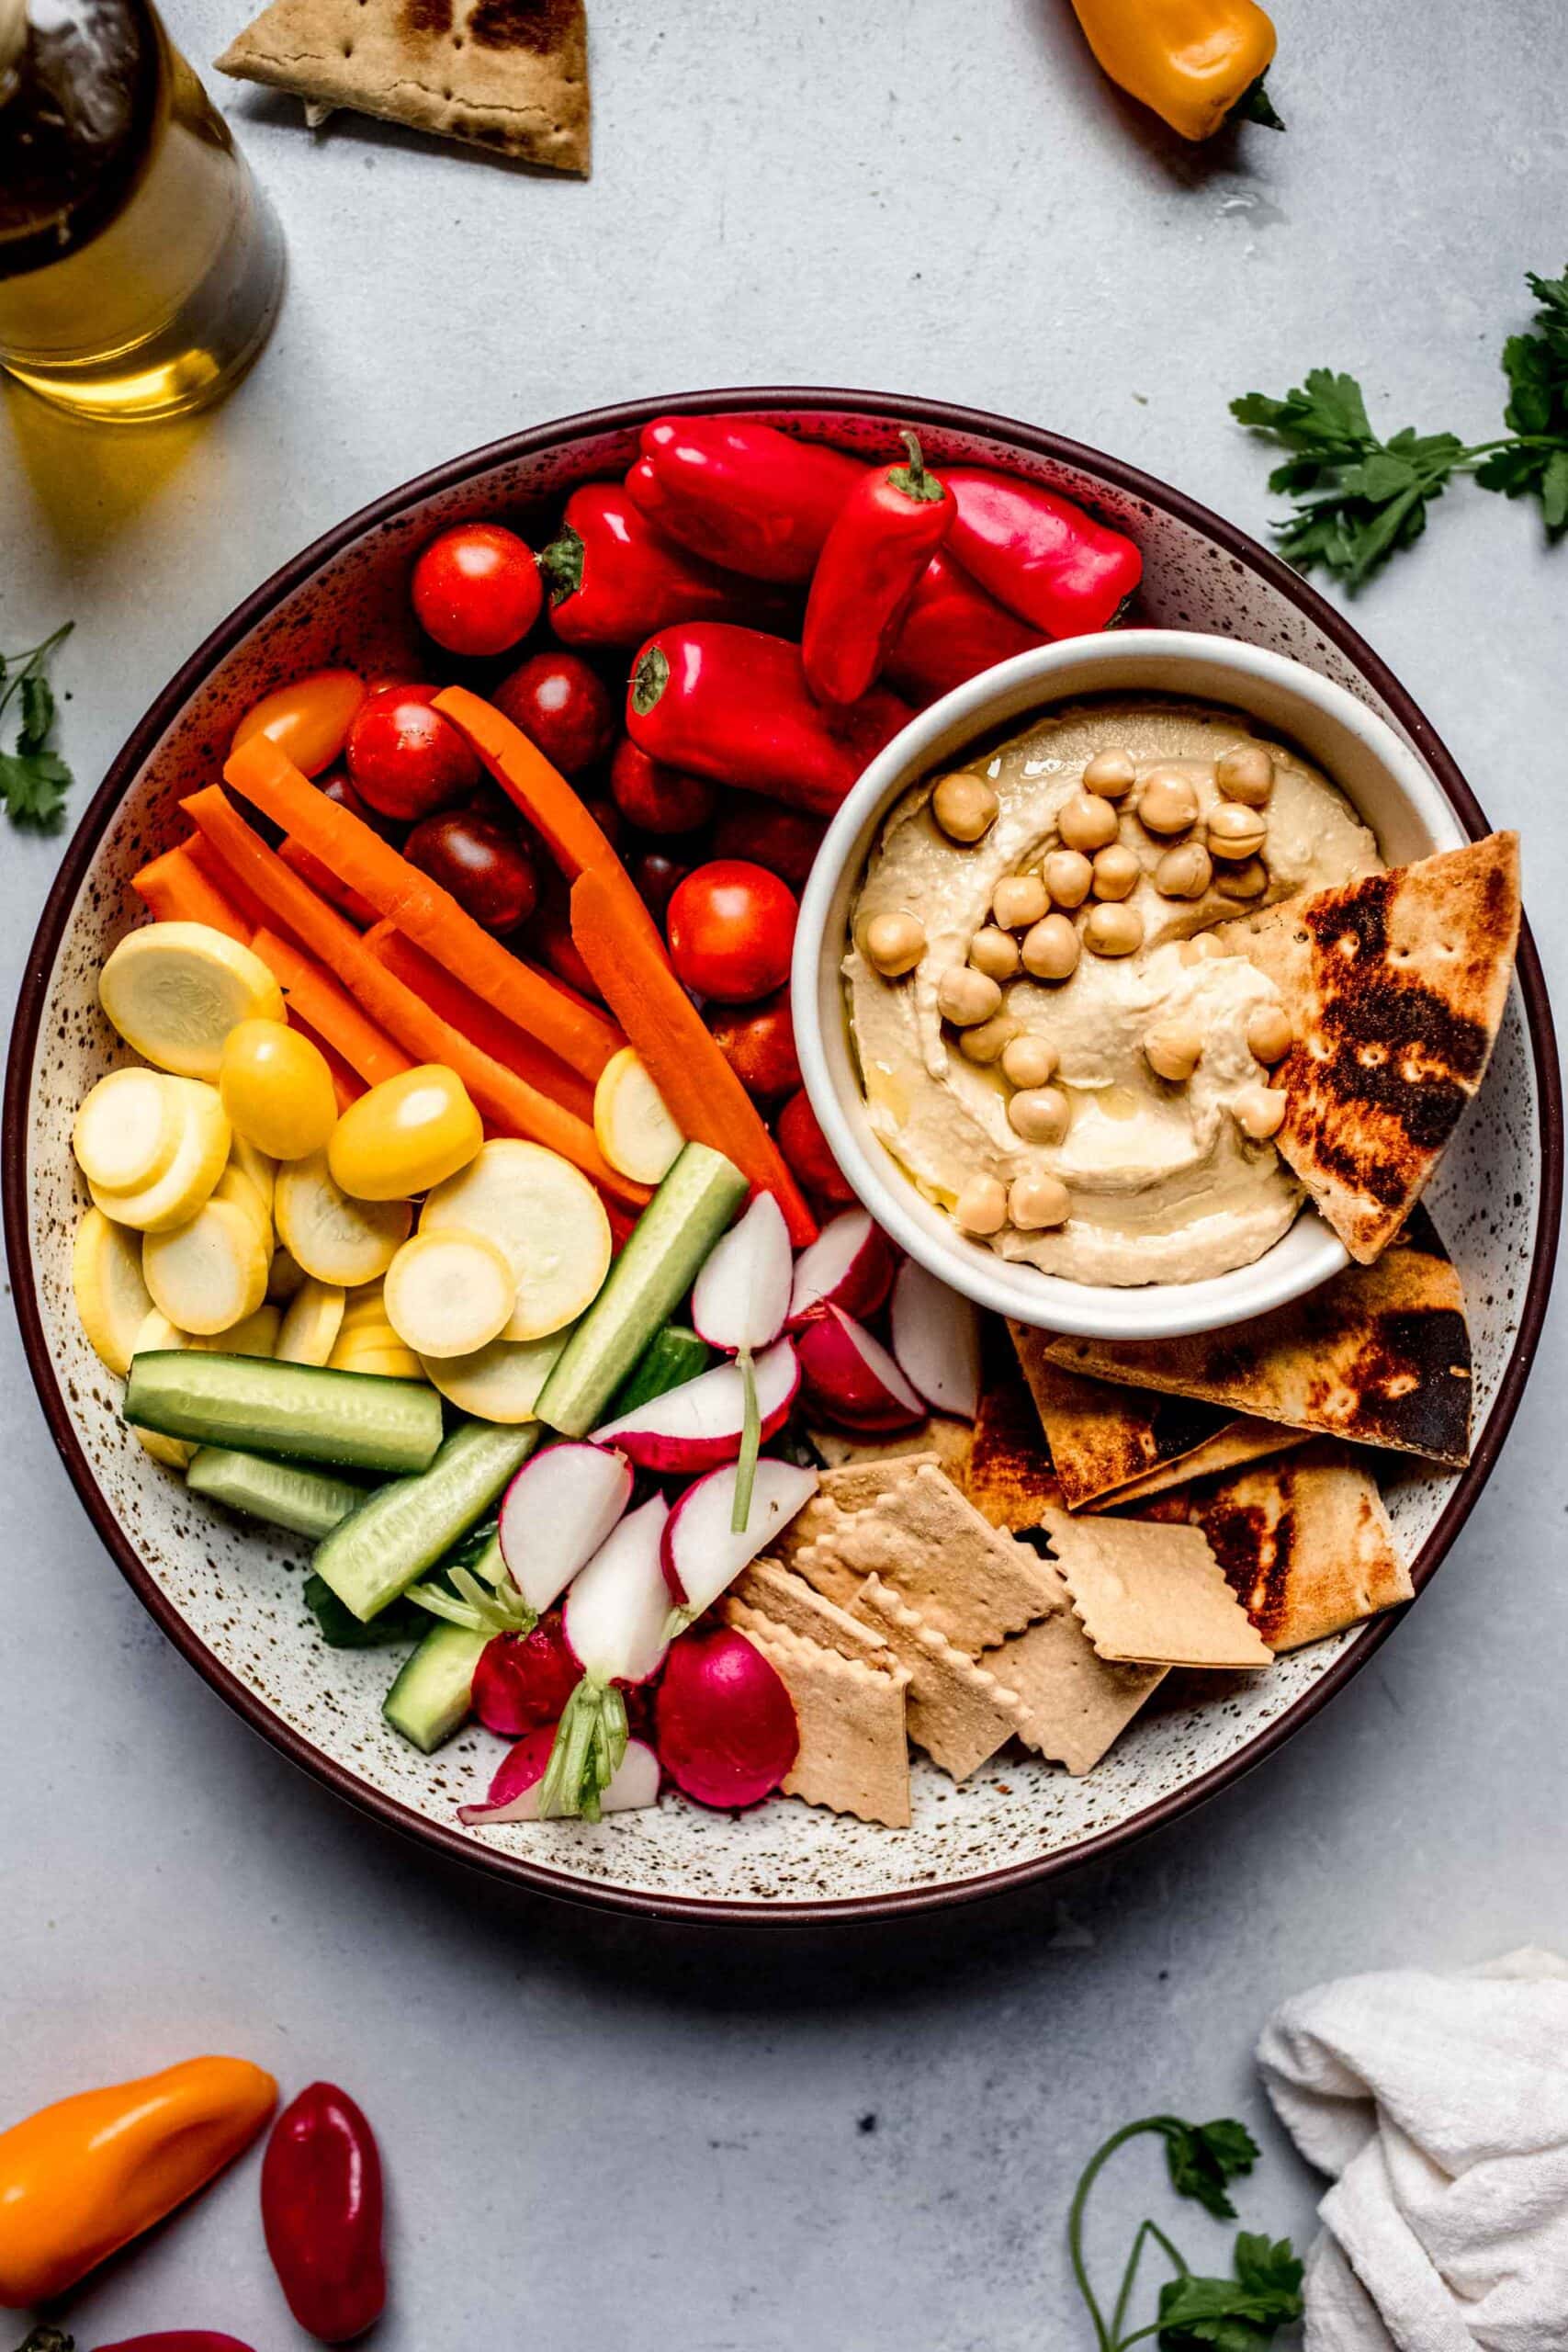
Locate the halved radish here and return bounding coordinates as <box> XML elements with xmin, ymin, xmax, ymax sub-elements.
<box><xmin>786</xmin><ymin>1206</ymin><xmax>897</xmax><ymax>1329</ymax></box>
<box><xmin>660</xmin><ymin>1458</ymin><xmax>819</xmax><ymax>1618</ymax></box>
<box><xmin>276</xmin><ymin>1276</ymin><xmax>345</xmax><ymax>1367</ymax></box>
<box><xmin>384</xmin><ymin>1227</ymin><xmax>517</xmax><ymax>1359</ymax></box>
<box><xmin>591</xmin><ymin>1336</ymin><xmax>797</xmax><ymax>1471</ymax></box>
<box><xmin>498</xmin><ymin>1440</ymin><xmax>634</xmax><ymax>1619</ymax></box>
<box><xmin>655</xmin><ymin>1631</ymin><xmax>797</xmax><ymax>1810</ymax></box>
<box><xmin>459</xmin><ymin>1726</ymin><xmax>660</xmax><ymax>1826</ymax></box>
<box><xmin>421</xmin><ymin>1137</ymin><xmax>612</xmax><ymax>1341</ymax></box>
<box><xmin>469</xmin><ymin>1620</ymin><xmax>581</xmax><ymax>1736</ymax></box>
<box><xmin>418</xmin><ymin>1321</ymin><xmax>577</xmax><ymax>1424</ymax></box>
<box><xmin>73</xmin><ymin>1067</ymin><xmax>182</xmax><ymax>1195</ymax></box>
<box><xmin>592</xmin><ymin>1046</ymin><xmax>683</xmax><ymax>1185</ymax></box>
<box><xmin>275</xmin><ymin>1149</ymin><xmax>411</xmax><ymax>1286</ymax></box>
<box><xmin>538</xmin><ymin>1497</ymin><xmax>672</xmax><ymax>1820</ymax></box>
<box><xmin>794</xmin><ymin>1305</ymin><xmax>926</xmax><ymax>1431</ymax></box>
<box><xmin>889</xmin><ymin>1257</ymin><xmax>981</xmax><ymax>1420</ymax></box>
<box><xmin>73</xmin><ymin>1207</ymin><xmax>153</xmax><ymax>1377</ymax></box>
<box><xmin>142</xmin><ymin>1195</ymin><xmax>270</xmax><ymax>1337</ymax></box>
<box><xmin>691</xmin><ymin>1192</ymin><xmax>794</xmax><ymax>1529</ymax></box>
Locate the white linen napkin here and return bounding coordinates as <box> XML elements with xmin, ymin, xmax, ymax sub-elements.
<box><xmin>1258</xmin><ymin>1949</ymin><xmax>1568</xmax><ymax>2351</ymax></box>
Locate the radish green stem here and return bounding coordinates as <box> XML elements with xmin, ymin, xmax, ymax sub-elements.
<box><xmin>730</xmin><ymin>1347</ymin><xmax>760</xmax><ymax>1534</ymax></box>
<box><xmin>536</xmin><ymin>1678</ymin><xmax>629</xmax><ymax>1820</ymax></box>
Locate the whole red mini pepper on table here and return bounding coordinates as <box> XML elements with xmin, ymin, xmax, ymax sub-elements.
<box><xmin>96</xmin><ymin>2335</ymin><xmax>259</xmax><ymax>2350</ymax></box>
<box><xmin>884</xmin><ymin>548</ymin><xmax>1045</xmax><ymax>704</ymax></box>
<box><xmin>261</xmin><ymin>2083</ymin><xmax>385</xmax><ymax>2345</ymax></box>
<box><xmin>802</xmin><ymin>432</ymin><xmax>954</xmax><ymax>706</ymax></box>
<box><xmin>538</xmin><ymin>483</ymin><xmax>792</xmax><ymax>647</ymax></box>
<box><xmin>942</xmin><ymin>467</ymin><xmax>1144</xmax><ymax>636</ymax></box>
<box><xmin>627</xmin><ymin>623</ymin><xmax>912</xmax><ymax>815</ymax></box>
<box><xmin>625</xmin><ymin>416</ymin><xmax>865</xmax><ymax>581</ymax></box>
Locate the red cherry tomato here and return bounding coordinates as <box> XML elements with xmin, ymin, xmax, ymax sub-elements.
<box><xmin>666</xmin><ymin>860</ymin><xmax>798</xmax><ymax>1003</ymax></box>
<box><xmin>581</xmin><ymin>792</ymin><xmax>625</xmax><ymax>849</ymax></box>
<box><xmin>404</xmin><ymin>808</ymin><xmax>538</xmax><ymax>933</ymax></box>
<box><xmin>776</xmin><ymin>1086</ymin><xmax>855</xmax><ymax>1203</ymax></box>
<box><xmin>528</xmin><ymin>876</ymin><xmax>603</xmax><ymax>1001</ymax></box>
<box><xmin>494</xmin><ymin>650</ymin><xmax>615</xmax><ymax>776</ymax></box>
<box><xmin>345</xmin><ymin>684</ymin><xmax>480</xmax><ymax>821</ymax></box>
<box><xmin>319</xmin><ymin>767</ymin><xmax>404</xmax><ymax>842</ymax></box>
<box><xmin>632</xmin><ymin>847</ymin><xmax>690</xmax><ymax>922</ymax></box>
<box><xmin>707</xmin><ymin>988</ymin><xmax>802</xmax><ymax>1099</ymax></box>
<box><xmin>609</xmin><ymin>738</ymin><xmax>716</xmax><ymax>835</ymax></box>
<box><xmin>412</xmin><ymin>522</ymin><xmax>542</xmax><ymax>657</ymax></box>
<box><xmin>711</xmin><ymin>796</ymin><xmax>827</xmax><ymax>890</ymax></box>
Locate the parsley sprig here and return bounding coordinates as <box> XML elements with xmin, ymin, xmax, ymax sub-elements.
<box><xmin>0</xmin><ymin>621</ymin><xmax>75</xmax><ymax>828</ymax></box>
<box><xmin>1232</xmin><ymin>265</ymin><xmax>1568</xmax><ymax>587</ymax></box>
<box><xmin>1068</xmin><ymin>2114</ymin><xmax>1304</xmax><ymax>2348</ymax></box>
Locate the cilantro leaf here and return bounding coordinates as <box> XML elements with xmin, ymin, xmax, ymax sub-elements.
<box><xmin>1165</xmin><ymin>2118</ymin><xmax>1259</xmax><ymax>2219</ymax></box>
<box><xmin>0</xmin><ymin>622</ymin><xmax>74</xmax><ymax>830</ymax></box>
<box><xmin>1230</xmin><ymin>375</ymin><xmax>1468</xmax><ymax>588</ymax></box>
<box><xmin>1473</xmin><ymin>266</ymin><xmax>1568</xmax><ymax>537</ymax></box>
<box><xmin>1156</xmin><ymin>2233</ymin><xmax>1304</xmax><ymax>2348</ymax></box>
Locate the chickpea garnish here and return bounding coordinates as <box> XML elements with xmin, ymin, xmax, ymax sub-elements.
<box><xmin>1091</xmin><ymin>842</ymin><xmax>1140</xmax><ymax>901</ymax></box>
<box><xmin>1083</xmin><ymin>748</ymin><xmax>1136</xmax><ymax>800</ymax></box>
<box><xmin>1009</xmin><ymin>1172</ymin><xmax>1071</xmax><ymax>1230</ymax></box>
<box><xmin>1215</xmin><ymin>857</ymin><xmax>1268</xmax><ymax>899</ymax></box>
<box><xmin>954</xmin><ymin>1173</ymin><xmax>1009</xmax><ymax>1236</ymax></box>
<box><xmin>1044</xmin><ymin>848</ymin><xmax>1094</xmax><ymax>909</ymax></box>
<box><xmin>958</xmin><ymin>1013</ymin><xmax>1020</xmax><ymax>1066</ymax></box>
<box><xmin>968</xmin><ymin>925</ymin><xmax>1021</xmax><ymax>983</ymax></box>
<box><xmin>1247</xmin><ymin>1005</ymin><xmax>1294</xmax><ymax>1065</ymax></box>
<box><xmin>937</xmin><ymin>966</ymin><xmax>1003</xmax><ymax>1027</ymax></box>
<box><xmin>1137</xmin><ymin>767</ymin><xmax>1201</xmax><ymax>836</ymax></box>
<box><xmin>863</xmin><ymin>910</ymin><xmax>926</xmax><ymax>977</ymax></box>
<box><xmin>992</xmin><ymin>873</ymin><xmax>1049</xmax><ymax>931</ymax></box>
<box><xmin>1207</xmin><ymin>801</ymin><xmax>1269</xmax><ymax>860</ymax></box>
<box><xmin>1021</xmin><ymin>913</ymin><xmax>1081</xmax><ymax>981</ymax></box>
<box><xmin>932</xmin><ymin>771</ymin><xmax>998</xmax><ymax>843</ymax></box>
<box><xmin>1144</xmin><ymin>1020</ymin><xmax>1202</xmax><ymax>1083</ymax></box>
<box><xmin>1179</xmin><ymin>931</ymin><xmax>1227</xmax><ymax>965</ymax></box>
<box><xmin>1155</xmin><ymin>841</ymin><xmax>1213</xmax><ymax>900</ymax></box>
<box><xmin>1058</xmin><ymin>791</ymin><xmax>1120</xmax><ymax>854</ymax></box>
<box><xmin>1216</xmin><ymin>743</ymin><xmax>1275</xmax><ymax>807</ymax></box>
<box><xmin>1235</xmin><ymin>1084</ymin><xmax>1288</xmax><ymax>1141</ymax></box>
<box><xmin>1008</xmin><ymin>1084</ymin><xmax>1070</xmax><ymax>1144</ymax></box>
<box><xmin>1000</xmin><ymin>1033</ymin><xmax>1058</xmax><ymax>1090</ymax></box>
<box><xmin>1083</xmin><ymin>901</ymin><xmax>1144</xmax><ymax>958</ymax></box>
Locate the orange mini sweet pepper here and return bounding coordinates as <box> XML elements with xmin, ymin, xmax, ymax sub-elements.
<box><xmin>0</xmin><ymin>2056</ymin><xmax>277</xmax><ymax>2308</ymax></box>
<box><xmin>1066</xmin><ymin>0</ymin><xmax>1280</xmax><ymax>142</ymax></box>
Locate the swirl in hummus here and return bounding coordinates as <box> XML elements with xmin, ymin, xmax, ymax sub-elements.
<box><xmin>844</xmin><ymin>696</ymin><xmax>1383</xmax><ymax>1286</ymax></box>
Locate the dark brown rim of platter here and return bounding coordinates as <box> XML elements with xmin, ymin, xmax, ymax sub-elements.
<box><xmin>7</xmin><ymin>390</ymin><xmax>1562</xmax><ymax>1928</ymax></box>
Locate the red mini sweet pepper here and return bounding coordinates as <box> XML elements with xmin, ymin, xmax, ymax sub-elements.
<box><xmin>801</xmin><ymin>432</ymin><xmax>954</xmax><ymax>706</ymax></box>
<box><xmin>538</xmin><ymin>483</ymin><xmax>791</xmax><ymax>647</ymax></box>
<box><xmin>260</xmin><ymin>2083</ymin><xmax>385</xmax><ymax>2345</ymax></box>
<box><xmin>885</xmin><ymin>548</ymin><xmax>1045</xmax><ymax>704</ymax></box>
<box><xmin>96</xmin><ymin>2336</ymin><xmax>259</xmax><ymax>2350</ymax></box>
<box><xmin>627</xmin><ymin>623</ymin><xmax>912</xmax><ymax>815</ymax></box>
<box><xmin>625</xmin><ymin>416</ymin><xmax>865</xmax><ymax>582</ymax></box>
<box><xmin>942</xmin><ymin>467</ymin><xmax>1143</xmax><ymax>637</ymax></box>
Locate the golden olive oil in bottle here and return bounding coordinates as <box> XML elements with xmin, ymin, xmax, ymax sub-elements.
<box><xmin>0</xmin><ymin>0</ymin><xmax>284</xmax><ymax>421</ymax></box>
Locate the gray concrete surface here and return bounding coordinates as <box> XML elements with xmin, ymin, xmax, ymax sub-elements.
<box><xmin>2</xmin><ymin>3</ymin><xmax>1564</xmax><ymax>2342</ymax></box>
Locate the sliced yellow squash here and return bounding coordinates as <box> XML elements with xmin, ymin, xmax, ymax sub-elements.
<box><xmin>383</xmin><ymin>1227</ymin><xmax>516</xmax><ymax>1360</ymax></box>
<box><xmin>420</xmin><ymin>1139</ymin><xmax>611</xmax><ymax>1343</ymax></box>
<box><xmin>142</xmin><ymin>1196</ymin><xmax>270</xmax><ymax>1337</ymax></box>
<box><xmin>339</xmin><ymin>1281</ymin><xmax>389</xmax><ymax>1332</ymax></box>
<box><xmin>265</xmin><ymin>1245</ymin><xmax>307</xmax><ymax>1305</ymax></box>
<box><xmin>87</xmin><ymin>1080</ymin><xmax>231</xmax><ymax>1234</ymax></box>
<box><xmin>330</xmin><ymin>1317</ymin><xmax>403</xmax><ymax>1361</ymax></box>
<box><xmin>194</xmin><ymin>1303</ymin><xmax>282</xmax><ymax>1359</ymax></box>
<box><xmin>72</xmin><ymin>1208</ymin><xmax>154</xmax><ymax>1376</ymax></box>
<box><xmin>417</xmin><ymin>1323</ymin><xmax>576</xmax><ymax>1424</ymax></box>
<box><xmin>592</xmin><ymin>1046</ymin><xmax>683</xmax><ymax>1186</ymax></box>
<box><xmin>276</xmin><ymin>1277</ymin><xmax>345</xmax><ymax>1368</ymax></box>
<box><xmin>230</xmin><ymin>1134</ymin><xmax>276</xmax><ymax>1221</ymax></box>
<box><xmin>73</xmin><ymin>1068</ymin><xmax>183</xmax><ymax>1195</ymax></box>
<box><xmin>274</xmin><ymin>1150</ymin><xmax>411</xmax><ymax>1286</ymax></box>
<box><xmin>332</xmin><ymin>1338</ymin><xmax>425</xmax><ymax>1380</ymax></box>
<box><xmin>213</xmin><ymin>1161</ymin><xmax>272</xmax><ymax>1243</ymax></box>
<box><xmin>130</xmin><ymin>1308</ymin><xmax>195</xmax><ymax>1467</ymax></box>
<box><xmin>99</xmin><ymin>922</ymin><xmax>286</xmax><ymax>1080</ymax></box>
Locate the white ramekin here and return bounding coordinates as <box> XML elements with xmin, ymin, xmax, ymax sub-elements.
<box><xmin>790</xmin><ymin>629</ymin><xmax>1467</xmax><ymax>1340</ymax></box>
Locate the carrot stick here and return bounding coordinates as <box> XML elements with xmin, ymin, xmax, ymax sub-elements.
<box><xmin>251</xmin><ymin>927</ymin><xmax>412</xmax><ymax>1087</ymax></box>
<box><xmin>183</xmin><ymin>788</ymin><xmax>649</xmax><ymax>1210</ymax></box>
<box><xmin>570</xmin><ymin>865</ymin><xmax>816</xmax><ymax>1246</ymax></box>
<box><xmin>280</xmin><ymin>836</ymin><xmax>379</xmax><ymax>928</ymax></box>
<box><xmin>131</xmin><ymin>845</ymin><xmax>250</xmax><ymax>939</ymax></box>
<box><xmin>222</xmin><ymin>736</ymin><xmax>621</xmax><ymax>1082</ymax></box>
<box><xmin>185</xmin><ymin>829</ymin><xmax>277</xmax><ymax>938</ymax></box>
<box><xmin>288</xmin><ymin>1014</ymin><xmax>365</xmax><ymax>1112</ymax></box>
<box><xmin>363</xmin><ymin>922</ymin><xmax>594</xmax><ymax>1125</ymax></box>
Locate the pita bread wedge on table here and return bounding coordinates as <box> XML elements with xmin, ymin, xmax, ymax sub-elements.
<box><xmin>217</xmin><ymin>0</ymin><xmax>591</xmax><ymax>172</ymax></box>
<box><xmin>1218</xmin><ymin>833</ymin><xmax>1520</xmax><ymax>1263</ymax></box>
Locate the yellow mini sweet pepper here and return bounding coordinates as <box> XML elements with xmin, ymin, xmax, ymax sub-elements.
<box><xmin>1067</xmin><ymin>0</ymin><xmax>1280</xmax><ymax>142</ymax></box>
<box><xmin>0</xmin><ymin>2055</ymin><xmax>277</xmax><ymax>2308</ymax></box>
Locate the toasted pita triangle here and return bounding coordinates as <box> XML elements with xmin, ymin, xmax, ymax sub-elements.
<box><xmin>1221</xmin><ymin>833</ymin><xmax>1519</xmax><ymax>1262</ymax></box>
<box><xmin>216</xmin><ymin>0</ymin><xmax>590</xmax><ymax>172</ymax></box>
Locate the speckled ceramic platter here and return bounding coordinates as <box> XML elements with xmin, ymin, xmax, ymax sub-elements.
<box><xmin>6</xmin><ymin>393</ymin><xmax>1560</xmax><ymax>1922</ymax></box>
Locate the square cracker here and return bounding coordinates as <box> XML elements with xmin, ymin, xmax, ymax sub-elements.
<box><xmin>982</xmin><ymin>1585</ymin><xmax>1166</xmax><ymax>1775</ymax></box>
<box><xmin>774</xmin><ymin>1455</ymin><xmax>936</xmax><ymax>1596</ymax></box>
<box><xmin>808</xmin><ymin>1420</ymin><xmax>973</xmax><ymax>1481</ymax></box>
<box><xmin>723</xmin><ymin>1558</ymin><xmax>891</xmax><ymax>1667</ymax></box>
<box><xmin>849</xmin><ymin>1577</ymin><xmax>1021</xmax><ymax>1782</ymax></box>
<box><xmin>1161</xmin><ymin>1440</ymin><xmax>1414</xmax><ymax>1653</ymax></box>
<box><xmin>739</xmin><ymin>1615</ymin><xmax>912</xmax><ymax>1829</ymax></box>
<box><xmin>1043</xmin><ymin>1507</ymin><xmax>1274</xmax><ymax>1670</ymax></box>
<box><xmin>828</xmin><ymin>1464</ymin><xmax>1059</xmax><ymax>1649</ymax></box>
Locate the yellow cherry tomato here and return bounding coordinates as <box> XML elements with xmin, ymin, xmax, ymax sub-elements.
<box><xmin>219</xmin><ymin>1019</ymin><xmax>338</xmax><ymax>1160</ymax></box>
<box><xmin>327</xmin><ymin>1065</ymin><xmax>482</xmax><ymax>1202</ymax></box>
<box><xmin>231</xmin><ymin>669</ymin><xmax>367</xmax><ymax>779</ymax></box>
